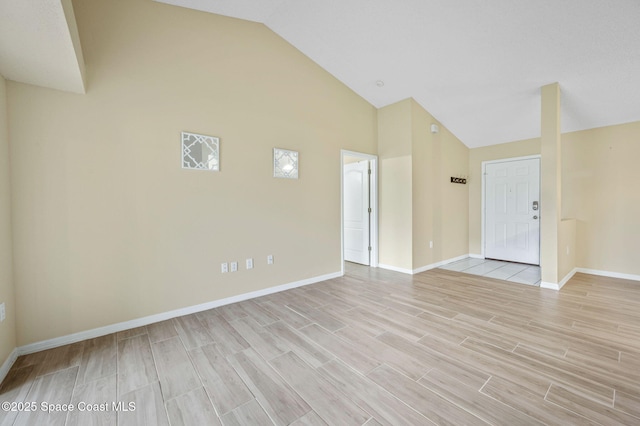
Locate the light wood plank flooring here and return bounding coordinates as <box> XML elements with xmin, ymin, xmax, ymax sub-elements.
<box><xmin>2</xmin><ymin>263</ymin><xmax>640</xmax><ymax>425</ymax></box>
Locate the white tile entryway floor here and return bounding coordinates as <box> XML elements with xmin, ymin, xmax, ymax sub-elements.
<box><xmin>439</xmin><ymin>257</ymin><xmax>541</xmax><ymax>286</ymax></box>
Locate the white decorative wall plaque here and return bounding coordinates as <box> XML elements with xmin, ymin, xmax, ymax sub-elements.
<box><xmin>182</xmin><ymin>132</ymin><xmax>219</xmax><ymax>171</ymax></box>
<box><xmin>273</xmin><ymin>148</ymin><xmax>299</xmax><ymax>179</ymax></box>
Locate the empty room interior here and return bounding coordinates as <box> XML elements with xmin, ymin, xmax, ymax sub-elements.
<box><xmin>1</xmin><ymin>0</ymin><xmax>640</xmax><ymax>424</ymax></box>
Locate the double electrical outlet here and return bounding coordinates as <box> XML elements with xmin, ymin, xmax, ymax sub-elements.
<box><xmin>221</xmin><ymin>255</ymin><xmax>274</xmax><ymax>273</ymax></box>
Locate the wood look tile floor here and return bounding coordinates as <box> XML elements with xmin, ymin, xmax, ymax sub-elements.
<box><xmin>2</xmin><ymin>263</ymin><xmax>640</xmax><ymax>425</ymax></box>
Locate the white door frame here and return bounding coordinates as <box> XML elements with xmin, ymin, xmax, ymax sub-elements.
<box><xmin>341</xmin><ymin>150</ymin><xmax>378</xmax><ymax>274</ymax></box>
<box><xmin>481</xmin><ymin>154</ymin><xmax>541</xmax><ymax>259</ymax></box>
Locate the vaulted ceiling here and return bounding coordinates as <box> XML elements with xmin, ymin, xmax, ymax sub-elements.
<box><xmin>156</xmin><ymin>0</ymin><xmax>640</xmax><ymax>148</ymax></box>
<box><xmin>0</xmin><ymin>0</ymin><xmax>85</xmax><ymax>94</ymax></box>
<box><xmin>2</xmin><ymin>1</ymin><xmax>640</xmax><ymax>148</ymax></box>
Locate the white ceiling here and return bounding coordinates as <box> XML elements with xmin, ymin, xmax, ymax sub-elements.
<box><xmin>0</xmin><ymin>0</ymin><xmax>85</xmax><ymax>94</ymax></box>
<box><xmin>1</xmin><ymin>1</ymin><xmax>638</xmax><ymax>147</ymax></box>
<box><xmin>158</xmin><ymin>0</ymin><xmax>640</xmax><ymax>148</ymax></box>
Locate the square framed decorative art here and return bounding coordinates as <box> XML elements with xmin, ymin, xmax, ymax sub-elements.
<box><xmin>181</xmin><ymin>131</ymin><xmax>220</xmax><ymax>171</ymax></box>
<box><xmin>273</xmin><ymin>148</ymin><xmax>299</xmax><ymax>179</ymax></box>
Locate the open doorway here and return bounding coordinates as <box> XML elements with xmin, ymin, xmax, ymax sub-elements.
<box><xmin>341</xmin><ymin>150</ymin><xmax>378</xmax><ymax>274</ymax></box>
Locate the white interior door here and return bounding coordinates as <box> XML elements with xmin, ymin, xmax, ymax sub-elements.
<box><xmin>485</xmin><ymin>158</ymin><xmax>540</xmax><ymax>265</ymax></box>
<box><xmin>344</xmin><ymin>160</ymin><xmax>370</xmax><ymax>265</ymax></box>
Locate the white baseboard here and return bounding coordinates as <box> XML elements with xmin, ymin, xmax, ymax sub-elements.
<box><xmin>412</xmin><ymin>254</ymin><xmax>470</xmax><ymax>274</ymax></box>
<box><xmin>0</xmin><ymin>348</ymin><xmax>18</xmax><ymax>385</ymax></box>
<box><xmin>540</xmin><ymin>282</ymin><xmax>559</xmax><ymax>290</ymax></box>
<box><xmin>576</xmin><ymin>268</ymin><xmax>640</xmax><ymax>282</ymax></box>
<box><xmin>559</xmin><ymin>268</ymin><xmax>579</xmax><ymax>289</ymax></box>
<box><xmin>17</xmin><ymin>271</ymin><xmax>342</xmax><ymax>356</ymax></box>
<box><xmin>542</xmin><ymin>268</ymin><xmax>640</xmax><ymax>289</ymax></box>
<box><xmin>378</xmin><ymin>264</ymin><xmax>413</xmax><ymax>275</ymax></box>
<box><xmin>379</xmin><ymin>254</ymin><xmax>470</xmax><ymax>275</ymax></box>
<box><xmin>541</xmin><ymin>267</ymin><xmax>578</xmax><ymax>291</ymax></box>
<box><xmin>540</xmin><ymin>266</ymin><xmax>640</xmax><ymax>291</ymax></box>
<box><xmin>469</xmin><ymin>254</ymin><xmax>485</xmax><ymax>259</ymax></box>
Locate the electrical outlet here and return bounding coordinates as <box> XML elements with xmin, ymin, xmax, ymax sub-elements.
<box><xmin>267</xmin><ymin>255</ymin><xmax>274</xmax><ymax>265</ymax></box>
<box><xmin>246</xmin><ymin>258</ymin><xmax>253</xmax><ymax>270</ymax></box>
<box><xmin>566</xmin><ymin>246</ymin><xmax>570</xmax><ymax>255</ymax></box>
<box><xmin>0</xmin><ymin>302</ymin><xmax>5</xmax><ymax>322</ymax></box>
<box><xmin>221</xmin><ymin>263</ymin><xmax>228</xmax><ymax>273</ymax></box>
<box><xmin>230</xmin><ymin>261</ymin><xmax>238</xmax><ymax>272</ymax></box>
<box><xmin>429</xmin><ymin>241</ymin><xmax>433</xmax><ymax>249</ymax></box>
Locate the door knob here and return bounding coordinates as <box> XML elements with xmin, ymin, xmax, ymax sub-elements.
<box><xmin>533</xmin><ymin>215</ymin><xmax>538</xmax><ymax>219</ymax></box>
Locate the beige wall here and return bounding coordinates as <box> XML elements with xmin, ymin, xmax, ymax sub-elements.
<box><xmin>469</xmin><ymin>120</ymin><xmax>640</xmax><ymax>278</ymax></box>
<box><xmin>411</xmin><ymin>100</ymin><xmax>468</xmax><ymax>268</ymax></box>
<box><xmin>438</xmin><ymin>121</ymin><xmax>470</xmax><ymax>261</ymax></box>
<box><xmin>7</xmin><ymin>0</ymin><xmax>637</xmax><ymax>351</ymax></box>
<box><xmin>468</xmin><ymin>138</ymin><xmax>540</xmax><ymax>255</ymax></box>
<box><xmin>378</xmin><ymin>100</ymin><xmax>413</xmax><ymax>270</ymax></box>
<box><xmin>540</xmin><ymin>83</ymin><xmax>561</xmax><ymax>284</ymax></box>
<box><xmin>0</xmin><ymin>74</ymin><xmax>16</xmax><ymax>364</ymax></box>
<box><xmin>411</xmin><ymin>100</ymin><xmax>433</xmax><ymax>267</ymax></box>
<box><xmin>8</xmin><ymin>0</ymin><xmax>377</xmax><ymax>345</ymax></box>
<box><xmin>558</xmin><ymin>218</ymin><xmax>576</xmax><ymax>281</ymax></box>
<box><xmin>563</xmin><ymin>122</ymin><xmax>640</xmax><ymax>276</ymax></box>
<box><xmin>378</xmin><ymin>99</ymin><xmax>469</xmax><ymax>271</ymax></box>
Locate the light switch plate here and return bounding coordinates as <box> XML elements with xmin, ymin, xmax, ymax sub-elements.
<box><xmin>230</xmin><ymin>262</ymin><xmax>238</xmax><ymax>272</ymax></box>
<box><xmin>246</xmin><ymin>258</ymin><xmax>253</xmax><ymax>269</ymax></box>
<box><xmin>221</xmin><ymin>263</ymin><xmax>228</xmax><ymax>273</ymax></box>
<box><xmin>267</xmin><ymin>255</ymin><xmax>274</xmax><ymax>265</ymax></box>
